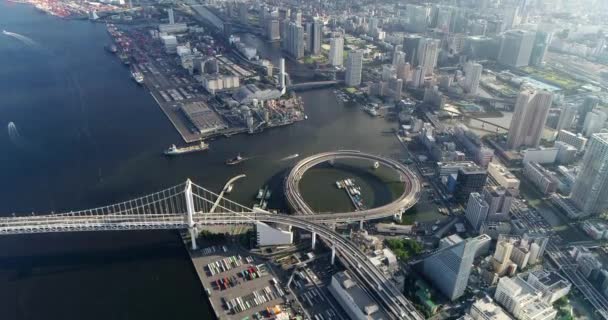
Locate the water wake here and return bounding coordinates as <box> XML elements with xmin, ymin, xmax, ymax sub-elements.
<box><xmin>280</xmin><ymin>153</ymin><xmax>300</xmax><ymax>161</ymax></box>
<box><xmin>2</xmin><ymin>29</ymin><xmax>39</xmax><ymax>47</ymax></box>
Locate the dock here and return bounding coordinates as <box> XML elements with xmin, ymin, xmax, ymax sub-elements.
<box><xmin>336</xmin><ymin>179</ymin><xmax>366</xmax><ymax>211</ymax></box>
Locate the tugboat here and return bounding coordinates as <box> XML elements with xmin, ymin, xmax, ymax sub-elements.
<box><xmin>226</xmin><ymin>153</ymin><xmax>247</xmax><ymax>165</ymax></box>
<box><xmin>164</xmin><ymin>141</ymin><xmax>209</xmax><ymax>156</ymax></box>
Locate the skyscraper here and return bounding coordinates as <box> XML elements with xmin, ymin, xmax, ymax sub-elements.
<box><xmin>423</xmin><ymin>235</ymin><xmax>488</xmax><ymax>300</ymax></box>
<box><xmin>406</xmin><ymin>4</ymin><xmax>428</xmax><ymax>33</ymax></box>
<box><xmin>582</xmin><ymin>109</ymin><xmax>607</xmax><ymax>137</ymax></box>
<box><xmin>329</xmin><ymin>37</ymin><xmax>344</xmax><ymax>67</ymax></box>
<box><xmin>570</xmin><ymin>132</ymin><xmax>608</xmax><ymax>216</ymax></box>
<box><xmin>465</xmin><ymin>192</ymin><xmax>489</xmax><ymax>232</ymax></box>
<box><xmin>417</xmin><ymin>38</ymin><xmax>440</xmax><ymax>76</ymax></box>
<box><xmin>168</xmin><ymin>8</ymin><xmax>175</xmax><ymax>25</ymax></box>
<box><xmin>238</xmin><ymin>3</ymin><xmax>248</xmax><ymax>24</ymax></box>
<box><xmin>463</xmin><ymin>61</ymin><xmax>482</xmax><ymax>95</ymax></box>
<box><xmin>286</xmin><ymin>22</ymin><xmax>304</xmax><ymax>59</ymax></box>
<box><xmin>530</xmin><ymin>30</ymin><xmax>552</xmax><ymax>67</ymax></box>
<box><xmin>266</xmin><ymin>18</ymin><xmax>280</xmax><ymax>41</ymax></box>
<box><xmin>556</xmin><ymin>104</ymin><xmax>577</xmax><ymax>131</ymax></box>
<box><xmin>345</xmin><ymin>50</ymin><xmax>363</xmax><ymax>87</ymax></box>
<box><xmin>507</xmin><ymin>89</ymin><xmax>553</xmax><ymax>150</ymax></box>
<box><xmin>502</xmin><ymin>6</ymin><xmax>519</xmax><ymax>31</ymax></box>
<box><xmin>306</xmin><ymin>18</ymin><xmax>322</xmax><ymax>55</ymax></box>
<box><xmin>498</xmin><ymin>30</ymin><xmax>535</xmax><ymax>68</ymax></box>
<box><xmin>392</xmin><ymin>50</ymin><xmax>406</xmax><ymax>67</ymax></box>
<box><xmin>403</xmin><ymin>35</ymin><xmax>422</xmax><ymax>66</ymax></box>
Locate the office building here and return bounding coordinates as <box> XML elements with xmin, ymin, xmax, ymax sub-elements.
<box><xmin>556</xmin><ymin>130</ymin><xmax>587</xmax><ymax>152</ymax></box>
<box><xmin>329</xmin><ymin>37</ymin><xmax>344</xmax><ymax>67</ymax></box>
<box><xmin>454</xmin><ymin>165</ymin><xmax>488</xmax><ymax>203</ymax></box>
<box><xmin>507</xmin><ymin>89</ymin><xmax>553</xmax><ymax>150</ymax></box>
<box><xmin>555</xmin><ymin>141</ymin><xmax>577</xmax><ymax>164</ymax></box>
<box><xmin>469</xmin><ymin>296</ymin><xmax>514</xmax><ymax>320</ymax></box>
<box><xmin>266</xmin><ymin>18</ymin><xmax>280</xmax><ymax>41</ymax></box>
<box><xmin>417</xmin><ymin>38</ymin><xmax>440</xmax><ymax>75</ymax></box>
<box><xmin>488</xmin><ymin>162</ymin><xmax>520</xmax><ymax>192</ymax></box>
<box><xmin>498</xmin><ymin>30</ymin><xmax>535</xmax><ymax>68</ymax></box>
<box><xmin>570</xmin><ymin>132</ymin><xmax>608</xmax><ymax>216</ymax></box>
<box><xmin>328</xmin><ymin>271</ymin><xmax>389</xmax><ymax>320</ymax></box>
<box><xmin>238</xmin><ymin>2</ymin><xmax>248</xmax><ymax>24</ymax></box>
<box><xmin>291</xmin><ymin>10</ymin><xmax>301</xmax><ymax>26</ymax></box>
<box><xmin>582</xmin><ymin>109</ymin><xmax>607</xmax><ymax>137</ymax></box>
<box><xmin>577</xmin><ymin>96</ymin><xmax>599</xmax><ymax>129</ymax></box>
<box><xmin>285</xmin><ymin>22</ymin><xmax>304</xmax><ymax>59</ymax></box>
<box><xmin>389</xmin><ymin>77</ymin><xmax>403</xmax><ymax>100</ymax></box>
<box><xmin>494</xmin><ymin>276</ymin><xmax>558</xmax><ymax>320</ymax></box>
<box><xmin>526</xmin><ymin>270</ymin><xmax>571</xmax><ymax>304</ymax></box>
<box><xmin>483</xmin><ymin>186</ymin><xmax>513</xmax><ymax>221</ymax></box>
<box><xmin>256</xmin><ymin>222</ymin><xmax>293</xmax><ymax>246</ymax></box>
<box><xmin>423</xmin><ymin>235</ymin><xmax>488</xmax><ymax>300</ymax></box>
<box><xmin>492</xmin><ymin>240</ymin><xmax>514</xmax><ymax>275</ymax></box>
<box><xmin>502</xmin><ymin>6</ymin><xmax>519</xmax><ymax>31</ymax></box>
<box><xmin>463</xmin><ymin>61</ymin><xmax>483</xmax><ymax>95</ymax></box>
<box><xmin>523</xmin><ymin>162</ymin><xmax>558</xmax><ymax>195</ymax></box>
<box><xmin>345</xmin><ymin>50</ymin><xmax>364</xmax><ymax>87</ymax></box>
<box><xmin>521</xmin><ymin>147</ymin><xmax>558</xmax><ymax>165</ymax></box>
<box><xmin>466</xmin><ymin>192</ymin><xmax>489</xmax><ymax>232</ymax></box>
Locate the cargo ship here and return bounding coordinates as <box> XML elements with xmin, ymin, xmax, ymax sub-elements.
<box><xmin>132</xmin><ymin>71</ymin><xmax>144</xmax><ymax>84</ymax></box>
<box><xmin>164</xmin><ymin>141</ymin><xmax>209</xmax><ymax>156</ymax></box>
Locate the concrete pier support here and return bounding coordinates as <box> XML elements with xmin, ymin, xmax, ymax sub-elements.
<box><xmin>360</xmin><ymin>220</ymin><xmax>364</xmax><ymax>230</ymax></box>
<box><xmin>312</xmin><ymin>232</ymin><xmax>317</xmax><ymax>250</ymax></box>
<box><xmin>190</xmin><ymin>227</ymin><xmax>198</xmax><ymax>250</ymax></box>
<box><xmin>394</xmin><ymin>211</ymin><xmax>403</xmax><ymax>222</ymax></box>
<box><xmin>331</xmin><ymin>244</ymin><xmax>336</xmax><ymax>265</ymax></box>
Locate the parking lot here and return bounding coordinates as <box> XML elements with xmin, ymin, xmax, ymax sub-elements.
<box><xmin>190</xmin><ymin>244</ymin><xmax>291</xmax><ymax>320</ymax></box>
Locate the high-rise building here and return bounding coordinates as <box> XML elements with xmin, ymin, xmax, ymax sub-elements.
<box><xmin>392</xmin><ymin>50</ymin><xmax>406</xmax><ymax>67</ymax></box>
<box><xmin>507</xmin><ymin>89</ymin><xmax>553</xmax><ymax>150</ymax></box>
<box><xmin>423</xmin><ymin>235</ymin><xmax>488</xmax><ymax>301</ymax></box>
<box><xmin>286</xmin><ymin>22</ymin><xmax>304</xmax><ymax>59</ymax></box>
<box><xmin>266</xmin><ymin>19</ymin><xmax>280</xmax><ymax>41</ymax></box>
<box><xmin>582</xmin><ymin>109</ymin><xmax>607</xmax><ymax>137</ymax></box>
<box><xmin>483</xmin><ymin>186</ymin><xmax>513</xmax><ymax>221</ymax></box>
<box><xmin>310</xmin><ymin>19</ymin><xmax>322</xmax><ymax>55</ymax></box>
<box><xmin>345</xmin><ymin>50</ymin><xmax>363</xmax><ymax>87</ymax></box>
<box><xmin>417</xmin><ymin>38</ymin><xmax>440</xmax><ymax>76</ymax></box>
<box><xmin>291</xmin><ymin>10</ymin><xmax>302</xmax><ymax>26</ymax></box>
<box><xmin>577</xmin><ymin>96</ymin><xmax>600</xmax><ymax>129</ymax></box>
<box><xmin>556</xmin><ymin>104</ymin><xmax>577</xmax><ymax>131</ymax></box>
<box><xmin>465</xmin><ymin>192</ymin><xmax>489</xmax><ymax>232</ymax></box>
<box><xmin>454</xmin><ymin>165</ymin><xmax>488</xmax><ymax>203</ymax></box>
<box><xmin>530</xmin><ymin>30</ymin><xmax>552</xmax><ymax>67</ymax></box>
<box><xmin>403</xmin><ymin>35</ymin><xmax>422</xmax><ymax>66</ymax></box>
<box><xmin>396</xmin><ymin>63</ymin><xmax>411</xmax><ymax>81</ymax></box>
<box><xmin>406</xmin><ymin>4</ymin><xmax>428</xmax><ymax>33</ymax></box>
<box><xmin>497</xmin><ymin>30</ymin><xmax>535</xmax><ymax>68</ymax></box>
<box><xmin>570</xmin><ymin>132</ymin><xmax>608</xmax><ymax>216</ymax></box>
<box><xmin>238</xmin><ymin>3</ymin><xmax>248</xmax><ymax>24</ymax></box>
<box><xmin>502</xmin><ymin>6</ymin><xmax>519</xmax><ymax>31</ymax></box>
<box><xmin>168</xmin><ymin>8</ymin><xmax>175</xmax><ymax>25</ymax></box>
<box><xmin>492</xmin><ymin>240</ymin><xmax>514</xmax><ymax>275</ymax></box>
<box><xmin>389</xmin><ymin>77</ymin><xmax>403</xmax><ymax>100</ymax></box>
<box><xmin>463</xmin><ymin>61</ymin><xmax>483</xmax><ymax>95</ymax></box>
<box><xmin>329</xmin><ymin>37</ymin><xmax>344</xmax><ymax>67</ymax></box>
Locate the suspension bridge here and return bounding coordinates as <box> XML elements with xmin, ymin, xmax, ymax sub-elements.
<box><xmin>0</xmin><ymin>179</ymin><xmax>423</xmax><ymax>320</ymax></box>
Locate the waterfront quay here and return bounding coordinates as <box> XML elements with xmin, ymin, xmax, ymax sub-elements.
<box><xmin>106</xmin><ymin>21</ymin><xmax>305</xmax><ymax>145</ymax></box>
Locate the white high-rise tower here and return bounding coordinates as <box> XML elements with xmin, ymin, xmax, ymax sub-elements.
<box><xmin>570</xmin><ymin>132</ymin><xmax>608</xmax><ymax>215</ymax></box>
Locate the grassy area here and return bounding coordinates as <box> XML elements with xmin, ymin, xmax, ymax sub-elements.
<box><xmin>385</xmin><ymin>238</ymin><xmax>423</xmax><ymax>261</ymax></box>
<box><xmin>520</xmin><ymin>66</ymin><xmax>583</xmax><ymax>90</ymax></box>
<box><xmin>345</xmin><ymin>87</ymin><xmax>357</xmax><ymax>94</ymax></box>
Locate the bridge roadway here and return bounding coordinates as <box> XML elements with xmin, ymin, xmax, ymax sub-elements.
<box><xmin>0</xmin><ymin>212</ymin><xmax>423</xmax><ymax>320</ymax></box>
<box><xmin>285</xmin><ymin>151</ymin><xmax>421</xmax><ymax>221</ymax></box>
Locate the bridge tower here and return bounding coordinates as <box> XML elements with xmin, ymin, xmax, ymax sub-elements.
<box><xmin>185</xmin><ymin>179</ymin><xmax>198</xmax><ymax>250</ymax></box>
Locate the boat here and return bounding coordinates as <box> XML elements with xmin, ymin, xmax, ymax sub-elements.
<box><xmin>164</xmin><ymin>141</ymin><xmax>209</xmax><ymax>156</ymax></box>
<box><xmin>226</xmin><ymin>153</ymin><xmax>247</xmax><ymax>165</ymax></box>
<box><xmin>105</xmin><ymin>44</ymin><xmax>118</xmax><ymax>53</ymax></box>
<box><xmin>131</xmin><ymin>71</ymin><xmax>144</xmax><ymax>84</ymax></box>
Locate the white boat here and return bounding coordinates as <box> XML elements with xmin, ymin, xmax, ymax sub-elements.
<box><xmin>164</xmin><ymin>141</ymin><xmax>209</xmax><ymax>156</ymax></box>
<box><xmin>132</xmin><ymin>71</ymin><xmax>144</xmax><ymax>84</ymax></box>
